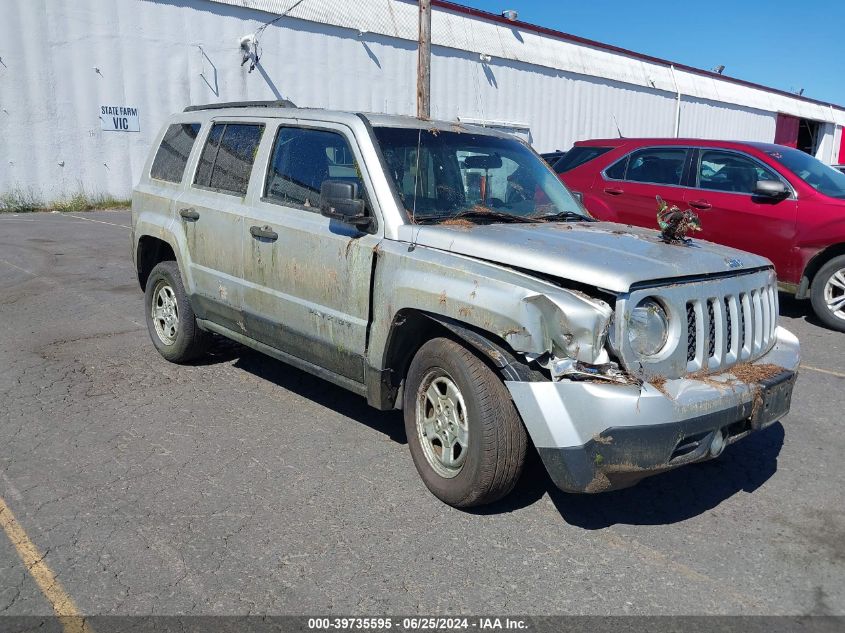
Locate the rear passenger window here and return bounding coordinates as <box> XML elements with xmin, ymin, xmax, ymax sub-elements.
<box><xmin>194</xmin><ymin>123</ymin><xmax>264</xmax><ymax>196</ymax></box>
<box><xmin>150</xmin><ymin>123</ymin><xmax>201</xmax><ymax>183</ymax></box>
<box><xmin>625</xmin><ymin>148</ymin><xmax>687</xmax><ymax>186</ymax></box>
<box><xmin>264</xmin><ymin>127</ymin><xmax>362</xmax><ymax>209</ymax></box>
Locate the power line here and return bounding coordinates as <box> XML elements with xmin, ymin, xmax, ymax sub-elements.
<box><xmin>243</xmin><ymin>0</ymin><xmax>309</xmax><ymax>72</ymax></box>
<box><xmin>255</xmin><ymin>0</ymin><xmax>308</xmax><ymax>39</ymax></box>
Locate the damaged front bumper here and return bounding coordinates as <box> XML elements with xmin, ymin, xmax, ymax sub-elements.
<box><xmin>505</xmin><ymin>326</ymin><xmax>800</xmax><ymax>493</ymax></box>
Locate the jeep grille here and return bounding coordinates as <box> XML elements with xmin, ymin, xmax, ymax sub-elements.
<box><xmin>684</xmin><ymin>285</ymin><xmax>778</xmax><ymax>373</ymax></box>
<box><xmin>616</xmin><ymin>268</ymin><xmax>778</xmax><ymax>379</ymax></box>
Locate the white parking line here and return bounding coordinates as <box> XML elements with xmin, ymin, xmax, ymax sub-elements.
<box><xmin>0</xmin><ymin>257</ymin><xmax>38</xmax><ymax>277</ymax></box>
<box><xmin>61</xmin><ymin>213</ymin><xmax>131</xmax><ymax>229</ymax></box>
<box><xmin>801</xmin><ymin>364</ymin><xmax>845</xmax><ymax>379</ymax></box>
<box><xmin>0</xmin><ymin>257</ymin><xmax>144</xmax><ymax>328</ymax></box>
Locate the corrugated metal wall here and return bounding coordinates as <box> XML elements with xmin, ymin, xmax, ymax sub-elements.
<box><xmin>0</xmin><ymin>0</ymin><xmax>419</xmax><ymax>201</ymax></box>
<box><xmin>0</xmin><ymin>0</ymin><xmax>842</xmax><ymax>202</ymax></box>
<box><xmin>430</xmin><ymin>49</ymin><xmax>680</xmax><ymax>147</ymax></box>
<box><xmin>678</xmin><ymin>98</ymin><xmax>776</xmax><ymax>141</ymax></box>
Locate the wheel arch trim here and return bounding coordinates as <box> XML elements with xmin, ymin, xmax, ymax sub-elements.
<box><xmin>799</xmin><ymin>242</ymin><xmax>845</xmax><ymax>298</ymax></box>
<box><xmin>368</xmin><ymin>309</ymin><xmax>543</xmax><ymax>411</ymax></box>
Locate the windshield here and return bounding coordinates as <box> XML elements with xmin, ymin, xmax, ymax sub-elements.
<box><xmin>764</xmin><ymin>146</ymin><xmax>845</xmax><ymax>199</ymax></box>
<box><xmin>373</xmin><ymin>127</ymin><xmax>591</xmax><ymax>224</ymax></box>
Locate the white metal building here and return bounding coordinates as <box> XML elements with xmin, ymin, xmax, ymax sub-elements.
<box><xmin>2</xmin><ymin>0</ymin><xmax>844</xmax><ymax>202</ymax></box>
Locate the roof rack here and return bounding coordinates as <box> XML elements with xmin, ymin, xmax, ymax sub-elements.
<box><xmin>183</xmin><ymin>99</ymin><xmax>297</xmax><ymax>112</ymax></box>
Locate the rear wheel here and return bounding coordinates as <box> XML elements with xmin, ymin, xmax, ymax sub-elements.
<box><xmin>144</xmin><ymin>261</ymin><xmax>208</xmax><ymax>362</ymax></box>
<box><xmin>404</xmin><ymin>337</ymin><xmax>527</xmax><ymax>508</ymax></box>
<box><xmin>810</xmin><ymin>255</ymin><xmax>845</xmax><ymax>332</ymax></box>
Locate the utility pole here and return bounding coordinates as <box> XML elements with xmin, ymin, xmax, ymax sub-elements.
<box><xmin>417</xmin><ymin>0</ymin><xmax>431</xmax><ymax>119</ymax></box>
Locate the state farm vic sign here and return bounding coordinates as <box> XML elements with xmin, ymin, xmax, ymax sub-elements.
<box><xmin>99</xmin><ymin>105</ymin><xmax>140</xmax><ymax>132</ymax></box>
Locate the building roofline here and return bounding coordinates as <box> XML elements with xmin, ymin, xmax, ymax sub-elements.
<box><xmin>433</xmin><ymin>0</ymin><xmax>845</xmax><ymax>114</ymax></box>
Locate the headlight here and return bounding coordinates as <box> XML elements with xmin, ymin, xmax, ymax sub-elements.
<box><xmin>628</xmin><ymin>298</ymin><xmax>669</xmax><ymax>357</ymax></box>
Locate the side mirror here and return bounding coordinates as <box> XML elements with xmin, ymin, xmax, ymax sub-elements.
<box><xmin>320</xmin><ymin>180</ymin><xmax>372</xmax><ymax>229</ymax></box>
<box><xmin>754</xmin><ymin>180</ymin><xmax>789</xmax><ymax>199</ymax></box>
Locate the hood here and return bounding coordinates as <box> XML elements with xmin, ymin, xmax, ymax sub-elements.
<box><xmin>396</xmin><ymin>221</ymin><xmax>771</xmax><ymax>293</ymax></box>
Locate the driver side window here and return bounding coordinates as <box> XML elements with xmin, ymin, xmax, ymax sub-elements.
<box><xmin>697</xmin><ymin>150</ymin><xmax>779</xmax><ymax>194</ymax></box>
<box><xmin>264</xmin><ymin>126</ymin><xmax>363</xmax><ymax>210</ymax></box>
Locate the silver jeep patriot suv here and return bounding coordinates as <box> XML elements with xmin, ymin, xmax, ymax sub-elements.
<box><xmin>131</xmin><ymin>101</ymin><xmax>800</xmax><ymax>507</ymax></box>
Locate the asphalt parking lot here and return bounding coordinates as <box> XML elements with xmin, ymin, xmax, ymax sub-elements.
<box><xmin>0</xmin><ymin>209</ymin><xmax>843</xmax><ymax>617</ymax></box>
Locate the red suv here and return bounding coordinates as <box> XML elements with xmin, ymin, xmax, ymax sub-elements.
<box><xmin>558</xmin><ymin>139</ymin><xmax>845</xmax><ymax>331</ymax></box>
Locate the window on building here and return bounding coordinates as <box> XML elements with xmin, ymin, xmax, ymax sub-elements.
<box><xmin>625</xmin><ymin>148</ymin><xmax>688</xmax><ymax>186</ymax></box>
<box><xmin>150</xmin><ymin>123</ymin><xmax>201</xmax><ymax>183</ymax></box>
<box><xmin>264</xmin><ymin>126</ymin><xmax>363</xmax><ymax>209</ymax></box>
<box><xmin>697</xmin><ymin>150</ymin><xmax>779</xmax><ymax>194</ymax></box>
<box><xmin>194</xmin><ymin>123</ymin><xmax>264</xmax><ymax>196</ymax></box>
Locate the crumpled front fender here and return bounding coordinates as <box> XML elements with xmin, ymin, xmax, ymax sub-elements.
<box><xmin>367</xmin><ymin>240</ymin><xmax>616</xmax><ymax>365</ymax></box>
<box><xmin>521</xmin><ymin>292</ymin><xmax>613</xmax><ymax>363</ymax></box>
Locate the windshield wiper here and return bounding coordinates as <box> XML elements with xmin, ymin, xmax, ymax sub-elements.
<box><xmin>534</xmin><ymin>210</ymin><xmax>595</xmax><ymax>222</ymax></box>
<box><xmin>454</xmin><ymin>209</ymin><xmax>541</xmax><ymax>223</ymax></box>
<box><xmin>416</xmin><ymin>209</ymin><xmax>540</xmax><ymax>225</ymax></box>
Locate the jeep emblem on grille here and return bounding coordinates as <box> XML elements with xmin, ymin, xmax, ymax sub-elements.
<box><xmin>725</xmin><ymin>258</ymin><xmax>743</xmax><ymax>269</ymax></box>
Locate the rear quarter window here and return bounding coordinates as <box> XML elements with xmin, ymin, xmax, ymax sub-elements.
<box><xmin>555</xmin><ymin>146</ymin><xmax>612</xmax><ymax>173</ymax></box>
<box><xmin>604</xmin><ymin>155</ymin><xmax>627</xmax><ymax>180</ymax></box>
<box><xmin>150</xmin><ymin>123</ymin><xmax>201</xmax><ymax>183</ymax></box>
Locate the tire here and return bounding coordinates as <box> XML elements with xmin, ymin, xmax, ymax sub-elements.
<box><xmin>144</xmin><ymin>260</ymin><xmax>208</xmax><ymax>362</ymax></box>
<box><xmin>403</xmin><ymin>337</ymin><xmax>527</xmax><ymax>508</ymax></box>
<box><xmin>810</xmin><ymin>255</ymin><xmax>845</xmax><ymax>332</ymax></box>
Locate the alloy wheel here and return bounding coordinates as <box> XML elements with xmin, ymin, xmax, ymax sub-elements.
<box><xmin>151</xmin><ymin>281</ymin><xmax>179</xmax><ymax>345</ymax></box>
<box><xmin>824</xmin><ymin>267</ymin><xmax>845</xmax><ymax>321</ymax></box>
<box><xmin>415</xmin><ymin>369</ymin><xmax>470</xmax><ymax>478</ymax></box>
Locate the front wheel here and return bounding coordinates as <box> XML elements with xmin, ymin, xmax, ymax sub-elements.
<box><xmin>810</xmin><ymin>255</ymin><xmax>845</xmax><ymax>332</ymax></box>
<box><xmin>144</xmin><ymin>260</ymin><xmax>208</xmax><ymax>362</ymax></box>
<box><xmin>403</xmin><ymin>338</ymin><xmax>527</xmax><ymax>508</ymax></box>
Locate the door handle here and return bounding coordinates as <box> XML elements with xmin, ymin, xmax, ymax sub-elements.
<box><xmin>179</xmin><ymin>207</ymin><xmax>200</xmax><ymax>221</ymax></box>
<box><xmin>603</xmin><ymin>187</ymin><xmax>624</xmax><ymax>196</ymax></box>
<box><xmin>250</xmin><ymin>225</ymin><xmax>279</xmax><ymax>241</ymax></box>
<box><xmin>688</xmin><ymin>200</ymin><xmax>712</xmax><ymax>210</ymax></box>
